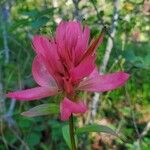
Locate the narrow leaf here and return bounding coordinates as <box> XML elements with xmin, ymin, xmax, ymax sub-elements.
<box><xmin>62</xmin><ymin>125</ymin><xmax>71</xmax><ymax>150</ymax></box>
<box><xmin>21</xmin><ymin>103</ymin><xmax>59</xmax><ymax>117</ymax></box>
<box><xmin>75</xmin><ymin>124</ymin><xmax>118</xmax><ymax>137</ymax></box>
<box><xmin>31</xmin><ymin>17</ymin><xmax>49</xmax><ymax>29</ymax></box>
<box><xmin>62</xmin><ymin>125</ymin><xmax>78</xmax><ymax>150</ymax></box>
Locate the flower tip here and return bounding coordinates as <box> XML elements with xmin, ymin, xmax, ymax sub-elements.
<box><xmin>6</xmin><ymin>92</ymin><xmax>13</xmax><ymax>98</ymax></box>
<box><xmin>6</xmin><ymin>92</ymin><xmax>20</xmax><ymax>99</ymax></box>
<box><xmin>21</xmin><ymin>111</ymin><xmax>31</xmax><ymax>117</ymax></box>
<box><xmin>120</xmin><ymin>71</ymin><xmax>130</xmax><ymax>81</ymax></box>
<box><xmin>21</xmin><ymin>112</ymin><xmax>26</xmax><ymax>116</ymax></box>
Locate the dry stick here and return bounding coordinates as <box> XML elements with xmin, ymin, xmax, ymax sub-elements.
<box><xmin>3</xmin><ymin>99</ymin><xmax>16</xmax><ymax>127</ymax></box>
<box><xmin>0</xmin><ymin>9</ymin><xmax>7</xmax><ymax>148</ymax></box>
<box><xmin>124</xmin><ymin>86</ymin><xmax>140</xmax><ymax>138</ymax></box>
<box><xmin>89</xmin><ymin>0</ymin><xmax>119</xmax><ymax>124</ymax></box>
<box><xmin>72</xmin><ymin>0</ymin><xmax>82</xmax><ymax>21</ymax></box>
<box><xmin>90</xmin><ymin>0</ymin><xmax>114</xmax><ymax>41</ymax></box>
<box><xmin>2</xmin><ymin>3</ymin><xmax>10</xmax><ymax>64</ymax></box>
<box><xmin>90</xmin><ymin>0</ymin><xmax>105</xmax><ymax>27</ymax></box>
<box><xmin>0</xmin><ymin>66</ymin><xmax>6</xmax><ymax>114</ymax></box>
<box><xmin>0</xmin><ymin>6</ymin><xmax>8</xmax><ymax>115</ymax></box>
<box><xmin>0</xmin><ymin>5</ymin><xmax>7</xmax><ymax>115</ymax></box>
<box><xmin>140</xmin><ymin>121</ymin><xmax>150</xmax><ymax>138</ymax></box>
<box><xmin>100</xmin><ymin>0</ymin><xmax>119</xmax><ymax>73</ymax></box>
<box><xmin>135</xmin><ymin>121</ymin><xmax>150</xmax><ymax>148</ymax></box>
<box><xmin>1</xmin><ymin>2</ymin><xmax>17</xmax><ymax>127</ymax></box>
<box><xmin>125</xmin><ymin>86</ymin><xmax>142</xmax><ymax>149</ymax></box>
<box><xmin>2</xmin><ymin>25</ymin><xmax>9</xmax><ymax>64</ymax></box>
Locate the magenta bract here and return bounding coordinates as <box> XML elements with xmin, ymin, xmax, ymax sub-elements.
<box><xmin>7</xmin><ymin>21</ymin><xmax>129</xmax><ymax>121</ymax></box>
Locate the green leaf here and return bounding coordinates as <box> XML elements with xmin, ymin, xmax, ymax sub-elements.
<box><xmin>31</xmin><ymin>16</ymin><xmax>49</xmax><ymax>28</ymax></box>
<box><xmin>22</xmin><ymin>9</ymin><xmax>39</xmax><ymax>17</ymax></box>
<box><xmin>62</xmin><ymin>125</ymin><xmax>71</xmax><ymax>150</ymax></box>
<box><xmin>75</xmin><ymin>124</ymin><xmax>118</xmax><ymax>137</ymax></box>
<box><xmin>22</xmin><ymin>8</ymin><xmax>54</xmax><ymax>18</ymax></box>
<box><xmin>36</xmin><ymin>8</ymin><xmax>55</xmax><ymax>17</ymax></box>
<box><xmin>18</xmin><ymin>118</ymin><xmax>33</xmax><ymax>128</ymax></box>
<box><xmin>21</xmin><ymin>103</ymin><xmax>59</xmax><ymax>117</ymax></box>
<box><xmin>9</xmin><ymin>19</ymin><xmax>30</xmax><ymax>31</ymax></box>
<box><xmin>26</xmin><ymin>132</ymin><xmax>41</xmax><ymax>146</ymax></box>
<box><xmin>62</xmin><ymin>125</ymin><xmax>78</xmax><ymax>150</ymax></box>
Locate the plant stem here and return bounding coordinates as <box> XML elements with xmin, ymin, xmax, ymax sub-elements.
<box><xmin>69</xmin><ymin>114</ymin><xmax>76</xmax><ymax>150</ymax></box>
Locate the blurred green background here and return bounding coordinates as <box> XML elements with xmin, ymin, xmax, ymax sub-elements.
<box><xmin>0</xmin><ymin>0</ymin><xmax>150</xmax><ymax>149</ymax></box>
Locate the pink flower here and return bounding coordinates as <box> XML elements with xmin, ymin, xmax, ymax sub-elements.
<box><xmin>7</xmin><ymin>21</ymin><xmax>129</xmax><ymax>121</ymax></box>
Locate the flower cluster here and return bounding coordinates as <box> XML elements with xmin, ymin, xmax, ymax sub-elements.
<box><xmin>7</xmin><ymin>21</ymin><xmax>129</xmax><ymax>121</ymax></box>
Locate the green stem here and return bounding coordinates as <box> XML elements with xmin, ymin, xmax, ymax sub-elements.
<box><xmin>69</xmin><ymin>114</ymin><xmax>76</xmax><ymax>150</ymax></box>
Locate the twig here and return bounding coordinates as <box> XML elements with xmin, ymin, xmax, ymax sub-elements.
<box><xmin>89</xmin><ymin>0</ymin><xmax>119</xmax><ymax>124</ymax></box>
<box><xmin>90</xmin><ymin>0</ymin><xmax>114</xmax><ymax>41</ymax></box>
<box><xmin>140</xmin><ymin>121</ymin><xmax>150</xmax><ymax>138</ymax></box>
<box><xmin>125</xmin><ymin>91</ymin><xmax>150</xmax><ymax>147</ymax></box>
<box><xmin>89</xmin><ymin>93</ymin><xmax>102</xmax><ymax>124</ymax></box>
<box><xmin>124</xmin><ymin>86</ymin><xmax>146</xmax><ymax>150</ymax></box>
<box><xmin>0</xmin><ymin>67</ymin><xmax>6</xmax><ymax>114</ymax></box>
<box><xmin>100</xmin><ymin>0</ymin><xmax>119</xmax><ymax>73</ymax></box>
<box><xmin>7</xmin><ymin>98</ymin><xmax>16</xmax><ymax>115</ymax></box>
<box><xmin>72</xmin><ymin>0</ymin><xmax>82</xmax><ymax>21</ymax></box>
<box><xmin>125</xmin><ymin>86</ymin><xmax>140</xmax><ymax>139</ymax></box>
<box><xmin>3</xmin><ymin>99</ymin><xmax>16</xmax><ymax>127</ymax></box>
<box><xmin>2</xmin><ymin>4</ymin><xmax>10</xmax><ymax>64</ymax></box>
<box><xmin>2</xmin><ymin>22</ymin><xmax>9</xmax><ymax>64</ymax></box>
<box><xmin>90</xmin><ymin>0</ymin><xmax>105</xmax><ymax>26</ymax></box>
<box><xmin>0</xmin><ymin>2</ymin><xmax>17</xmax><ymax>127</ymax></box>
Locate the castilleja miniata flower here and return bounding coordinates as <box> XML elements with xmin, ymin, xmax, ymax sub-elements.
<box><xmin>7</xmin><ymin>21</ymin><xmax>129</xmax><ymax>121</ymax></box>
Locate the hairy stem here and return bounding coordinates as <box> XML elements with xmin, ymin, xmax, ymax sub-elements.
<box><xmin>69</xmin><ymin>114</ymin><xmax>76</xmax><ymax>150</ymax></box>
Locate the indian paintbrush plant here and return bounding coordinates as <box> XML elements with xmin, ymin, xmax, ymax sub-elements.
<box><xmin>7</xmin><ymin>21</ymin><xmax>129</xmax><ymax>150</ymax></box>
